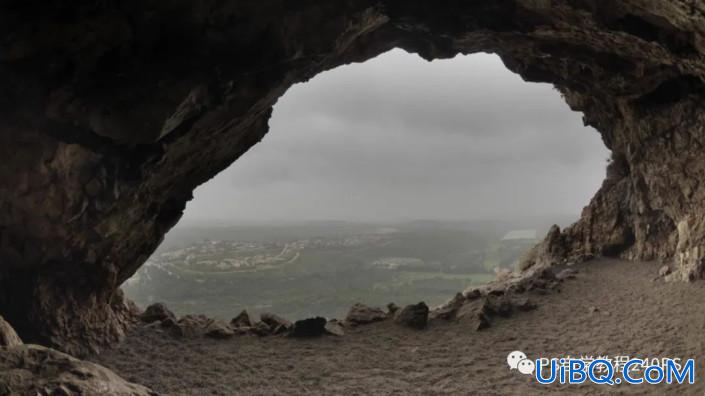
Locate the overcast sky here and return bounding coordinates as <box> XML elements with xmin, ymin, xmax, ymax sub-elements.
<box><xmin>181</xmin><ymin>49</ymin><xmax>609</xmax><ymax>223</ymax></box>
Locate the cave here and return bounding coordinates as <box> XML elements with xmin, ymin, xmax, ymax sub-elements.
<box><xmin>2</xmin><ymin>0</ymin><xmax>705</xmax><ymax>362</ymax></box>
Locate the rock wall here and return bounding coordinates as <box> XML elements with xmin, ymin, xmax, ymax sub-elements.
<box><xmin>2</xmin><ymin>0</ymin><xmax>705</xmax><ymax>353</ymax></box>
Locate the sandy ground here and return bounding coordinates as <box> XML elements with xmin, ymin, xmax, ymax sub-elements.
<box><xmin>92</xmin><ymin>259</ymin><xmax>705</xmax><ymax>395</ymax></box>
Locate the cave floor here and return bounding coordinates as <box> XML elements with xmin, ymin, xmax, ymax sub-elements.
<box><xmin>91</xmin><ymin>259</ymin><xmax>705</xmax><ymax>395</ymax></box>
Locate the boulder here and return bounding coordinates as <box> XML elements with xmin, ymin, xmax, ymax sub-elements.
<box><xmin>230</xmin><ymin>310</ymin><xmax>252</xmax><ymax>328</ymax></box>
<box><xmin>260</xmin><ymin>313</ymin><xmax>292</xmax><ymax>334</ymax></box>
<box><xmin>161</xmin><ymin>316</ymin><xmax>178</xmax><ymax>329</ymax></box>
<box><xmin>430</xmin><ymin>293</ymin><xmax>466</xmax><ymax>320</ymax></box>
<box><xmin>171</xmin><ymin>314</ymin><xmax>211</xmax><ymax>338</ymax></box>
<box><xmin>324</xmin><ymin>320</ymin><xmax>345</xmax><ymax>336</ymax></box>
<box><xmin>394</xmin><ymin>302</ymin><xmax>429</xmax><ymax>329</ymax></box>
<box><xmin>251</xmin><ymin>321</ymin><xmax>273</xmax><ymax>336</ymax></box>
<box><xmin>290</xmin><ymin>317</ymin><xmax>327</xmax><ymax>338</ymax></box>
<box><xmin>345</xmin><ymin>303</ymin><xmax>387</xmax><ymax>326</ymax></box>
<box><xmin>456</xmin><ymin>300</ymin><xmax>491</xmax><ymax>331</ymax></box>
<box><xmin>0</xmin><ymin>344</ymin><xmax>156</xmax><ymax>395</ymax></box>
<box><xmin>482</xmin><ymin>294</ymin><xmax>513</xmax><ymax>317</ymax></box>
<box><xmin>139</xmin><ymin>303</ymin><xmax>175</xmax><ymax>324</ymax></box>
<box><xmin>205</xmin><ymin>320</ymin><xmax>235</xmax><ymax>339</ymax></box>
<box><xmin>387</xmin><ymin>302</ymin><xmax>400</xmax><ymax>315</ymax></box>
<box><xmin>0</xmin><ymin>316</ymin><xmax>22</xmax><ymax>347</ymax></box>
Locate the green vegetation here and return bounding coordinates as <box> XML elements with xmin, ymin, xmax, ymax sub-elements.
<box><xmin>123</xmin><ymin>219</ymin><xmax>564</xmax><ymax>321</ymax></box>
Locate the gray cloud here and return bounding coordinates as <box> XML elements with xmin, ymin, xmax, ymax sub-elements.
<box><xmin>182</xmin><ymin>49</ymin><xmax>609</xmax><ymax>223</ymax></box>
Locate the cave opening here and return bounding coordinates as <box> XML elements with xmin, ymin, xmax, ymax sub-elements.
<box><xmin>122</xmin><ymin>49</ymin><xmax>609</xmax><ymax>321</ymax></box>
<box><xmin>7</xmin><ymin>2</ymin><xmax>705</xmax><ymax>393</ymax></box>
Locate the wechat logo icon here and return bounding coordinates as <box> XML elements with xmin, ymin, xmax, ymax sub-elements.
<box><xmin>507</xmin><ymin>351</ymin><xmax>535</xmax><ymax>375</ymax></box>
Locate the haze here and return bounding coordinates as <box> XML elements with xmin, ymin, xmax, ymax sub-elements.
<box><xmin>181</xmin><ymin>49</ymin><xmax>609</xmax><ymax>223</ymax></box>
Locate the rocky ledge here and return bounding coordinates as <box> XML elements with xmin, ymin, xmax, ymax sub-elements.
<box><xmin>0</xmin><ymin>315</ymin><xmax>156</xmax><ymax>396</ymax></box>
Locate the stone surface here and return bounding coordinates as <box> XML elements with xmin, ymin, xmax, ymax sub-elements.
<box><xmin>290</xmin><ymin>317</ymin><xmax>328</xmax><ymax>338</ymax></box>
<box><xmin>230</xmin><ymin>310</ymin><xmax>252</xmax><ymax>328</ymax></box>
<box><xmin>260</xmin><ymin>313</ymin><xmax>293</xmax><ymax>334</ymax></box>
<box><xmin>345</xmin><ymin>303</ymin><xmax>388</xmax><ymax>326</ymax></box>
<box><xmin>456</xmin><ymin>301</ymin><xmax>492</xmax><ymax>331</ymax></box>
<box><xmin>394</xmin><ymin>302</ymin><xmax>429</xmax><ymax>329</ymax></box>
<box><xmin>462</xmin><ymin>288</ymin><xmax>482</xmax><ymax>300</ymax></box>
<box><xmin>205</xmin><ymin>320</ymin><xmax>235</xmax><ymax>339</ymax></box>
<box><xmin>0</xmin><ymin>344</ymin><xmax>156</xmax><ymax>395</ymax></box>
<box><xmin>171</xmin><ymin>315</ymin><xmax>212</xmax><ymax>338</ymax></box>
<box><xmin>3</xmin><ymin>0</ymin><xmax>705</xmax><ymax>352</ymax></box>
<box><xmin>430</xmin><ymin>293</ymin><xmax>467</xmax><ymax>321</ymax></box>
<box><xmin>511</xmin><ymin>296</ymin><xmax>538</xmax><ymax>312</ymax></box>
<box><xmin>0</xmin><ymin>316</ymin><xmax>22</xmax><ymax>347</ymax></box>
<box><xmin>140</xmin><ymin>303</ymin><xmax>175</xmax><ymax>324</ymax></box>
<box><xmin>324</xmin><ymin>320</ymin><xmax>345</xmax><ymax>337</ymax></box>
<box><xmin>251</xmin><ymin>321</ymin><xmax>273</xmax><ymax>337</ymax></box>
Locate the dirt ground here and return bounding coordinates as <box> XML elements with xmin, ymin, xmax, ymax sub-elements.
<box><xmin>91</xmin><ymin>259</ymin><xmax>705</xmax><ymax>395</ymax></box>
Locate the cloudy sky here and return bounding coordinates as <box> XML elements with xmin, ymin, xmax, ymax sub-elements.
<box><xmin>182</xmin><ymin>49</ymin><xmax>609</xmax><ymax>223</ymax></box>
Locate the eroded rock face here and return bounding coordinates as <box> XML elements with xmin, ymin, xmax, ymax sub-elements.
<box><xmin>2</xmin><ymin>1</ymin><xmax>705</xmax><ymax>353</ymax></box>
<box><xmin>0</xmin><ymin>316</ymin><xmax>22</xmax><ymax>348</ymax></box>
<box><xmin>345</xmin><ymin>303</ymin><xmax>388</xmax><ymax>326</ymax></box>
<box><xmin>394</xmin><ymin>302</ymin><xmax>429</xmax><ymax>329</ymax></box>
<box><xmin>0</xmin><ymin>344</ymin><xmax>157</xmax><ymax>396</ymax></box>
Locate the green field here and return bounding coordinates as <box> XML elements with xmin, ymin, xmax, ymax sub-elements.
<box><xmin>123</xmin><ymin>219</ymin><xmax>563</xmax><ymax>321</ymax></box>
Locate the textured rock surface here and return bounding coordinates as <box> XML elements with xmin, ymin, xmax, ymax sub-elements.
<box><xmin>230</xmin><ymin>310</ymin><xmax>252</xmax><ymax>328</ymax></box>
<box><xmin>204</xmin><ymin>320</ymin><xmax>235</xmax><ymax>339</ymax></box>
<box><xmin>0</xmin><ymin>344</ymin><xmax>156</xmax><ymax>395</ymax></box>
<box><xmin>394</xmin><ymin>302</ymin><xmax>429</xmax><ymax>329</ymax></box>
<box><xmin>345</xmin><ymin>303</ymin><xmax>388</xmax><ymax>326</ymax></box>
<box><xmin>3</xmin><ymin>1</ymin><xmax>705</xmax><ymax>353</ymax></box>
<box><xmin>291</xmin><ymin>317</ymin><xmax>328</xmax><ymax>338</ymax></box>
<box><xmin>0</xmin><ymin>316</ymin><xmax>22</xmax><ymax>348</ymax></box>
<box><xmin>139</xmin><ymin>303</ymin><xmax>175</xmax><ymax>324</ymax></box>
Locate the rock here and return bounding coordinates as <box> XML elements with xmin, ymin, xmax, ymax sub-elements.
<box><xmin>457</xmin><ymin>300</ymin><xmax>491</xmax><ymax>331</ymax></box>
<box><xmin>475</xmin><ymin>311</ymin><xmax>492</xmax><ymax>331</ymax></box>
<box><xmin>482</xmin><ymin>295</ymin><xmax>513</xmax><ymax>317</ymax></box>
<box><xmin>511</xmin><ymin>296</ymin><xmax>537</xmax><ymax>312</ymax></box>
<box><xmin>394</xmin><ymin>302</ymin><xmax>429</xmax><ymax>329</ymax></box>
<box><xmin>462</xmin><ymin>287</ymin><xmax>482</xmax><ymax>300</ymax></box>
<box><xmin>387</xmin><ymin>302</ymin><xmax>400</xmax><ymax>315</ymax></box>
<box><xmin>233</xmin><ymin>326</ymin><xmax>253</xmax><ymax>335</ymax></box>
<box><xmin>345</xmin><ymin>303</ymin><xmax>387</xmax><ymax>326</ymax></box>
<box><xmin>0</xmin><ymin>315</ymin><xmax>22</xmax><ymax>347</ymax></box>
<box><xmin>205</xmin><ymin>320</ymin><xmax>235</xmax><ymax>339</ymax></box>
<box><xmin>161</xmin><ymin>317</ymin><xmax>178</xmax><ymax>329</ymax></box>
<box><xmin>555</xmin><ymin>268</ymin><xmax>578</xmax><ymax>280</ymax></box>
<box><xmin>430</xmin><ymin>293</ymin><xmax>466</xmax><ymax>320</ymax></box>
<box><xmin>251</xmin><ymin>321</ymin><xmax>272</xmax><ymax>337</ymax></box>
<box><xmin>324</xmin><ymin>320</ymin><xmax>345</xmax><ymax>336</ymax></box>
<box><xmin>0</xmin><ymin>344</ymin><xmax>156</xmax><ymax>395</ymax></box>
<box><xmin>290</xmin><ymin>317</ymin><xmax>327</xmax><ymax>338</ymax></box>
<box><xmin>589</xmin><ymin>306</ymin><xmax>600</xmax><ymax>313</ymax></box>
<box><xmin>139</xmin><ymin>303</ymin><xmax>175</xmax><ymax>324</ymax></box>
<box><xmin>659</xmin><ymin>265</ymin><xmax>671</xmax><ymax>277</ymax></box>
<box><xmin>260</xmin><ymin>313</ymin><xmax>292</xmax><ymax>334</ymax></box>
<box><xmin>171</xmin><ymin>314</ymin><xmax>211</xmax><ymax>338</ymax></box>
<box><xmin>494</xmin><ymin>267</ymin><xmax>513</xmax><ymax>281</ymax></box>
<box><xmin>230</xmin><ymin>310</ymin><xmax>252</xmax><ymax>328</ymax></box>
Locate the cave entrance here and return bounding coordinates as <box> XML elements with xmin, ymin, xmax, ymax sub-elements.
<box><xmin>123</xmin><ymin>49</ymin><xmax>609</xmax><ymax>321</ymax></box>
